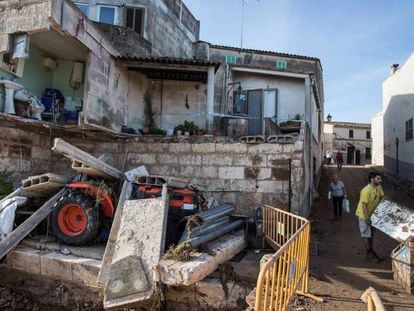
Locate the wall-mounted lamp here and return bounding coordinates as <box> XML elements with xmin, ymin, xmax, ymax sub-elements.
<box><xmin>43</xmin><ymin>58</ymin><xmax>57</xmax><ymax>71</ymax></box>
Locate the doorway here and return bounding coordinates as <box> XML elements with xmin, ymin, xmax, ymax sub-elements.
<box><xmin>355</xmin><ymin>150</ymin><xmax>361</xmax><ymax>165</ymax></box>
<box><xmin>347</xmin><ymin>146</ymin><xmax>355</xmax><ymax>164</ymax></box>
<box><xmin>247</xmin><ymin>90</ymin><xmax>262</xmax><ymax>135</ymax></box>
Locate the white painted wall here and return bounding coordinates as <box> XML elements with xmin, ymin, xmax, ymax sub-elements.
<box><xmin>371</xmin><ymin>111</ymin><xmax>384</xmax><ymax>165</ymax></box>
<box><xmin>231</xmin><ymin>71</ymin><xmax>306</xmax><ymax>124</ymax></box>
<box><xmin>382</xmin><ymin>53</ymin><xmax>414</xmax><ymax>181</ymax></box>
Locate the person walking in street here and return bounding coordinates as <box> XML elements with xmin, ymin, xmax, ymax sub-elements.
<box><xmin>355</xmin><ymin>172</ymin><xmax>384</xmax><ymax>263</ymax></box>
<box><xmin>336</xmin><ymin>151</ymin><xmax>343</xmax><ymax>171</ymax></box>
<box><xmin>326</xmin><ymin>150</ymin><xmax>332</xmax><ymax>165</ymax></box>
<box><xmin>329</xmin><ymin>174</ymin><xmax>346</xmax><ymax>220</ymax></box>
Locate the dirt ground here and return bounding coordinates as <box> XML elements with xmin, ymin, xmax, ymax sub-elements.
<box><xmin>299</xmin><ymin>165</ymin><xmax>414</xmax><ymax>311</ymax></box>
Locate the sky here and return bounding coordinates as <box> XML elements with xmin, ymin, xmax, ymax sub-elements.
<box><xmin>184</xmin><ymin>0</ymin><xmax>414</xmax><ymax>123</ymax></box>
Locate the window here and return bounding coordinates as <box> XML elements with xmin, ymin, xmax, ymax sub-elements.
<box><xmin>366</xmin><ymin>131</ymin><xmax>371</xmax><ymax>139</ymax></box>
<box><xmin>75</xmin><ymin>3</ymin><xmax>89</xmax><ymax>16</ymax></box>
<box><xmin>366</xmin><ymin>147</ymin><xmax>371</xmax><ymax>160</ymax></box>
<box><xmin>98</xmin><ymin>5</ymin><xmax>117</xmax><ymax>25</ymax></box>
<box><xmin>263</xmin><ymin>89</ymin><xmax>277</xmax><ymax>119</ymax></box>
<box><xmin>406</xmin><ymin>118</ymin><xmax>413</xmax><ymax>141</ymax></box>
<box><xmin>349</xmin><ymin>129</ymin><xmax>354</xmax><ymax>138</ymax></box>
<box><xmin>126</xmin><ymin>7</ymin><xmax>144</xmax><ymax>35</ymax></box>
<box><xmin>276</xmin><ymin>60</ymin><xmax>287</xmax><ymax>69</ymax></box>
<box><xmin>225</xmin><ymin>54</ymin><xmax>237</xmax><ymax>64</ymax></box>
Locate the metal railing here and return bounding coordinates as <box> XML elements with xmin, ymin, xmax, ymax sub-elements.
<box><xmin>255</xmin><ymin>205</ymin><xmax>322</xmax><ymax>311</ymax></box>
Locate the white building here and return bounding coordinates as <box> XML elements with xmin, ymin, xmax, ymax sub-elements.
<box><xmin>324</xmin><ymin>117</ymin><xmax>372</xmax><ymax>165</ymax></box>
<box><xmin>372</xmin><ymin>55</ymin><xmax>414</xmax><ymax>181</ymax></box>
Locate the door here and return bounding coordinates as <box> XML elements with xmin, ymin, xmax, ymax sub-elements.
<box><xmin>347</xmin><ymin>146</ymin><xmax>355</xmax><ymax>164</ymax></box>
<box><xmin>355</xmin><ymin>150</ymin><xmax>361</xmax><ymax>165</ymax></box>
<box><xmin>247</xmin><ymin>90</ymin><xmax>262</xmax><ymax>135</ymax></box>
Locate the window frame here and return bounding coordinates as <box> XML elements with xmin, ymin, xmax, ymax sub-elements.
<box><xmin>406</xmin><ymin>118</ymin><xmax>413</xmax><ymax>141</ymax></box>
<box><xmin>349</xmin><ymin>129</ymin><xmax>354</xmax><ymax>138</ymax></box>
<box><xmin>125</xmin><ymin>6</ymin><xmax>145</xmax><ymax>35</ymax></box>
<box><xmin>97</xmin><ymin>5</ymin><xmax>118</xmax><ymax>25</ymax></box>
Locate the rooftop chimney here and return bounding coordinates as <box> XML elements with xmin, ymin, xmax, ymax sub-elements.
<box><xmin>390</xmin><ymin>64</ymin><xmax>399</xmax><ymax>75</ymax></box>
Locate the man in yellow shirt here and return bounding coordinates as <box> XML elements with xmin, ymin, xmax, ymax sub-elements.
<box><xmin>355</xmin><ymin>172</ymin><xmax>384</xmax><ymax>263</ymax></box>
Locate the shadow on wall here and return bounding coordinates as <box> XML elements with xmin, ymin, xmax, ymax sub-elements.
<box><xmin>383</xmin><ymin>94</ymin><xmax>414</xmax><ymax>182</ymax></box>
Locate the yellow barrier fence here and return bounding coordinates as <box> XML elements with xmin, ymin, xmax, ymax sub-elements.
<box><xmin>255</xmin><ymin>205</ymin><xmax>322</xmax><ymax>311</ymax></box>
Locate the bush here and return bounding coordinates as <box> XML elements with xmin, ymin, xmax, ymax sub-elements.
<box><xmin>0</xmin><ymin>171</ymin><xmax>14</xmax><ymax>199</ymax></box>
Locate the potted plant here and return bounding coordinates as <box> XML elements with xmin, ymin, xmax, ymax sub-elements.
<box><xmin>174</xmin><ymin>120</ymin><xmax>200</xmax><ymax>136</ymax></box>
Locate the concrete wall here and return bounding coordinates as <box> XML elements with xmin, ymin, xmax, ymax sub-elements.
<box><xmin>371</xmin><ymin>112</ymin><xmax>384</xmax><ymax>165</ymax></box>
<box><xmin>72</xmin><ymin>0</ymin><xmax>198</xmax><ymax>58</ymax></box>
<box><xmin>382</xmin><ymin>54</ymin><xmax>414</xmax><ymax>181</ymax></box>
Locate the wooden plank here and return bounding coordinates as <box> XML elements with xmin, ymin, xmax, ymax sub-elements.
<box><xmin>0</xmin><ymin>188</ymin><xmax>67</xmax><ymax>260</ymax></box>
<box><xmin>97</xmin><ymin>181</ymin><xmax>132</xmax><ymax>285</ymax></box>
<box><xmin>52</xmin><ymin>138</ymin><xmax>125</xmax><ymax>181</ymax></box>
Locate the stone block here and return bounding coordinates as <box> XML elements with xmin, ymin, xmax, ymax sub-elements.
<box><xmin>293</xmin><ymin>140</ymin><xmax>304</xmax><ymax>151</ymax></box>
<box><xmin>248</xmin><ymin>144</ymin><xmax>282</xmax><ymax>154</ymax></box>
<box><xmin>72</xmin><ymin>258</ymin><xmax>101</xmax><ymax>287</ymax></box>
<box><xmin>271</xmin><ymin>167</ymin><xmax>290</xmax><ymax>181</ymax></box>
<box><xmin>169</xmin><ymin>143</ymin><xmax>191</xmax><ymax>153</ymax></box>
<box><xmin>9</xmin><ymin>248</ymin><xmax>41</xmax><ymax>274</ymax></box>
<box><xmin>179</xmin><ymin>154</ymin><xmax>202</xmax><ymax>166</ymax></box>
<box><xmin>149</xmin><ymin>165</ymin><xmax>170</xmax><ymax>176</ymax></box>
<box><xmin>159</xmin><ymin>231</ymin><xmax>246</xmax><ymax>286</ymax></box>
<box><xmin>170</xmin><ymin>166</ymin><xmax>195</xmax><ymax>177</ymax></box>
<box><xmin>40</xmin><ymin>252</ymin><xmax>77</xmax><ymax>281</ymax></box>
<box><xmin>192</xmin><ymin>143</ymin><xmax>216</xmax><ymax>153</ymax></box>
<box><xmin>256</xmin><ymin>181</ymin><xmax>284</xmax><ymax>193</ymax></box>
<box><xmin>199</xmin><ymin>166</ymin><xmax>219</xmax><ymax>178</ymax></box>
<box><xmin>267</xmin><ymin>155</ymin><xmax>290</xmax><ymax>167</ymax></box>
<box><xmin>258</xmin><ymin>168</ymin><xmax>272</xmax><ymax>180</ymax></box>
<box><xmin>233</xmin><ymin>154</ymin><xmax>266</xmax><ymax>167</ymax></box>
<box><xmin>128</xmin><ymin>153</ymin><xmax>157</xmax><ymax>165</ymax></box>
<box><xmin>157</xmin><ymin>154</ymin><xmax>178</xmax><ymax>164</ymax></box>
<box><xmin>202</xmin><ymin>154</ymin><xmax>233</xmax><ymax>166</ymax></box>
<box><xmin>225</xmin><ymin>179</ymin><xmax>257</xmax><ymax>192</ymax></box>
<box><xmin>216</xmin><ymin>143</ymin><xmax>247</xmax><ymax>153</ymax></box>
<box><xmin>219</xmin><ymin>167</ymin><xmax>245</xmax><ymax>179</ymax></box>
<box><xmin>31</xmin><ymin>146</ymin><xmax>51</xmax><ymax>159</ymax></box>
<box><xmin>282</xmin><ymin>143</ymin><xmax>294</xmax><ymax>153</ymax></box>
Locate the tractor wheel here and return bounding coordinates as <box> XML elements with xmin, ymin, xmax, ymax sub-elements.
<box><xmin>51</xmin><ymin>190</ymin><xmax>100</xmax><ymax>245</ymax></box>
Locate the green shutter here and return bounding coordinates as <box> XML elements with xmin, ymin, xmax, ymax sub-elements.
<box><xmin>276</xmin><ymin>60</ymin><xmax>287</xmax><ymax>69</ymax></box>
<box><xmin>225</xmin><ymin>54</ymin><xmax>237</xmax><ymax>64</ymax></box>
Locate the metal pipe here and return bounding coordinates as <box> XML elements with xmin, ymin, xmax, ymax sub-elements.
<box><xmin>179</xmin><ymin>217</ymin><xmax>230</xmax><ymax>243</ymax></box>
<box><xmin>198</xmin><ymin>204</ymin><xmax>234</xmax><ymax>220</ymax></box>
<box><xmin>199</xmin><ymin>207</ymin><xmax>235</xmax><ymax>223</ymax></box>
<box><xmin>288</xmin><ymin>159</ymin><xmax>292</xmax><ymax>213</ymax></box>
<box><xmin>188</xmin><ymin>220</ymin><xmax>244</xmax><ymax>248</ymax></box>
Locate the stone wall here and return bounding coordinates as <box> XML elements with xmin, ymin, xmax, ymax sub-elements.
<box><xmin>0</xmin><ymin>125</ymin><xmax>307</xmax><ymax>215</ymax></box>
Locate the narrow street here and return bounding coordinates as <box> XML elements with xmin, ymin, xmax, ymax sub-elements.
<box><xmin>304</xmin><ymin>165</ymin><xmax>414</xmax><ymax>311</ymax></box>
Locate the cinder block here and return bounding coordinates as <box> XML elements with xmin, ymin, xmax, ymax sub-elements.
<box><xmin>72</xmin><ymin>258</ymin><xmax>101</xmax><ymax>286</ymax></box>
<box><xmin>192</xmin><ymin>143</ymin><xmax>216</xmax><ymax>153</ymax></box>
<box><xmin>219</xmin><ymin>167</ymin><xmax>245</xmax><ymax>179</ymax></box>
<box><xmin>216</xmin><ymin>143</ymin><xmax>247</xmax><ymax>153</ymax></box>
<box><xmin>202</xmin><ymin>154</ymin><xmax>233</xmax><ymax>166</ymax></box>
<box><xmin>9</xmin><ymin>248</ymin><xmax>41</xmax><ymax>274</ymax></box>
<box><xmin>256</xmin><ymin>181</ymin><xmax>284</xmax><ymax>193</ymax></box>
<box><xmin>40</xmin><ymin>252</ymin><xmax>77</xmax><ymax>281</ymax></box>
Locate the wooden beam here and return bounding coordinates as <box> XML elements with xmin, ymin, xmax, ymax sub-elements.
<box><xmin>52</xmin><ymin>138</ymin><xmax>125</xmax><ymax>181</ymax></box>
<box><xmin>0</xmin><ymin>188</ymin><xmax>67</xmax><ymax>260</ymax></box>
